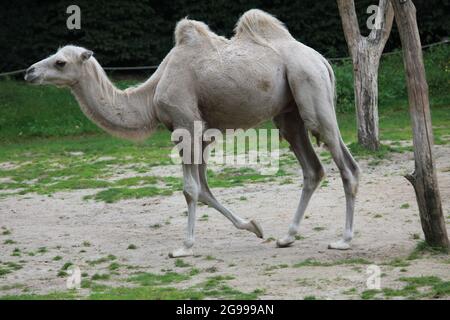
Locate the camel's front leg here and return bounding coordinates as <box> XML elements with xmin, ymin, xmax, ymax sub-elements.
<box><xmin>169</xmin><ymin>164</ymin><xmax>199</xmax><ymax>258</ymax></box>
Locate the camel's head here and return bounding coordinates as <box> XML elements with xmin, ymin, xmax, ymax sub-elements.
<box><xmin>25</xmin><ymin>45</ymin><xmax>93</xmax><ymax>86</ymax></box>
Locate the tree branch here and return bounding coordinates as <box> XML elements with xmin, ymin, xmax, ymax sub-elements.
<box><xmin>368</xmin><ymin>0</ymin><xmax>394</xmax><ymax>55</ymax></box>
<box><xmin>337</xmin><ymin>0</ymin><xmax>361</xmax><ymax>59</ymax></box>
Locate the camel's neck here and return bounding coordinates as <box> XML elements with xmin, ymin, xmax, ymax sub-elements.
<box><xmin>71</xmin><ymin>59</ymin><xmax>159</xmax><ymax>141</ymax></box>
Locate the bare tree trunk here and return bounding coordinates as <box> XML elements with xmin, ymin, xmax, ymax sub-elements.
<box><xmin>337</xmin><ymin>0</ymin><xmax>394</xmax><ymax>151</ymax></box>
<box><xmin>391</xmin><ymin>0</ymin><xmax>449</xmax><ymax>248</ymax></box>
<box><xmin>354</xmin><ymin>45</ymin><xmax>380</xmax><ymax>150</ymax></box>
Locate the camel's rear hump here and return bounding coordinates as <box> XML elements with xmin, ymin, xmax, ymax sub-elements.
<box><xmin>234</xmin><ymin>9</ymin><xmax>293</xmax><ymax>44</ymax></box>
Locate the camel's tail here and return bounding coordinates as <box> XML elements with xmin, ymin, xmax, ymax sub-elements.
<box><xmin>234</xmin><ymin>9</ymin><xmax>293</xmax><ymax>50</ymax></box>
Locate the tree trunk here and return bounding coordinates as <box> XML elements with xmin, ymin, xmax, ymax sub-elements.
<box><xmin>391</xmin><ymin>0</ymin><xmax>449</xmax><ymax>248</ymax></box>
<box><xmin>337</xmin><ymin>0</ymin><xmax>393</xmax><ymax>151</ymax></box>
<box><xmin>354</xmin><ymin>44</ymin><xmax>380</xmax><ymax>151</ymax></box>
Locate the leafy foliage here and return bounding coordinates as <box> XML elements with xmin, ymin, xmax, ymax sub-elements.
<box><xmin>1</xmin><ymin>0</ymin><xmax>448</xmax><ymax>72</ymax></box>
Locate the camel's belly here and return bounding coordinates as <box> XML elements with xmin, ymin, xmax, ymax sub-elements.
<box><xmin>194</xmin><ymin>45</ymin><xmax>292</xmax><ymax>130</ymax></box>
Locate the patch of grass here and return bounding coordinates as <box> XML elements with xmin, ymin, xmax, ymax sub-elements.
<box><xmin>205</xmin><ymin>267</ymin><xmax>218</xmax><ymax>273</ymax></box>
<box><xmin>362</xmin><ymin>276</ymin><xmax>450</xmax><ymax>299</ymax></box>
<box><xmin>128</xmin><ymin>272</ymin><xmax>190</xmax><ymax>286</ymax></box>
<box><xmin>174</xmin><ymin>259</ymin><xmax>191</xmax><ymax>268</ymax></box>
<box><xmin>189</xmin><ymin>268</ymin><xmax>200</xmax><ymax>276</ymax></box>
<box><xmin>293</xmin><ymin>258</ymin><xmax>371</xmax><ymax>268</ymax></box>
<box><xmin>343</xmin><ymin>288</ymin><xmax>357</xmax><ymax>295</ymax></box>
<box><xmin>87</xmin><ymin>186</ymin><xmax>173</xmax><ymax>203</ymax></box>
<box><xmin>37</xmin><ymin>247</ymin><xmax>47</xmax><ymax>254</ymax></box>
<box><xmin>0</xmin><ymin>268</ymin><xmax>11</xmax><ymax>276</ymax></box>
<box><xmin>207</xmin><ymin>167</ymin><xmax>288</xmax><ymax>189</ymax></box>
<box><xmin>91</xmin><ymin>273</ymin><xmax>110</xmax><ymax>281</ymax></box>
<box><xmin>61</xmin><ymin>262</ymin><xmax>73</xmax><ymax>271</ymax></box>
<box><xmin>87</xmin><ymin>254</ymin><xmax>116</xmax><ymax>265</ymax></box>
<box><xmin>0</xmin><ymin>291</ymin><xmax>79</xmax><ymax>300</ymax></box>
<box><xmin>407</xmin><ymin>241</ymin><xmax>449</xmax><ymax>260</ymax></box>
<box><xmin>279</xmin><ymin>178</ymin><xmax>293</xmax><ymax>185</ymax></box>
<box><xmin>0</xmin><ymin>283</ymin><xmax>26</xmax><ymax>291</ymax></box>
<box><xmin>400</xmin><ymin>203</ymin><xmax>410</xmax><ymax>209</ymax></box>
<box><xmin>313</xmin><ymin>226</ymin><xmax>325</xmax><ymax>232</ymax></box>
<box><xmin>0</xmin><ymin>262</ymin><xmax>22</xmax><ymax>277</ymax></box>
<box><xmin>108</xmin><ymin>262</ymin><xmax>120</xmax><ymax>271</ymax></box>
<box><xmin>3</xmin><ymin>239</ymin><xmax>16</xmax><ymax>245</ymax></box>
<box><xmin>82</xmin><ymin>241</ymin><xmax>91</xmax><ymax>247</ymax></box>
<box><xmin>303</xmin><ymin>295</ymin><xmax>317</xmax><ymax>300</ymax></box>
<box><xmin>264</xmin><ymin>264</ymin><xmax>289</xmax><ymax>272</ymax></box>
<box><xmin>383</xmin><ymin>258</ymin><xmax>410</xmax><ymax>268</ymax></box>
<box><xmin>52</xmin><ymin>255</ymin><xmax>62</xmax><ymax>261</ymax></box>
<box><xmin>361</xmin><ymin>289</ymin><xmax>381</xmax><ymax>300</ymax></box>
<box><xmin>320</xmin><ymin>180</ymin><xmax>329</xmax><ymax>188</ymax></box>
<box><xmin>2</xmin><ymin>269</ymin><xmax>261</xmax><ymax>300</ymax></box>
<box><xmin>11</xmin><ymin>248</ymin><xmax>21</xmax><ymax>257</ymax></box>
<box><xmin>127</xmin><ymin>244</ymin><xmax>137</xmax><ymax>250</ymax></box>
<box><xmin>89</xmin><ymin>285</ymin><xmax>205</xmax><ymax>300</ymax></box>
<box><xmin>412</xmin><ymin>233</ymin><xmax>421</xmax><ymax>240</ymax></box>
<box><xmin>57</xmin><ymin>270</ymin><xmax>68</xmax><ymax>277</ymax></box>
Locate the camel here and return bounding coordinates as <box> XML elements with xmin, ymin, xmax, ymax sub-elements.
<box><xmin>25</xmin><ymin>9</ymin><xmax>360</xmax><ymax>258</ymax></box>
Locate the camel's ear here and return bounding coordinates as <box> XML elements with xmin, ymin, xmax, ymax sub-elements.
<box><xmin>80</xmin><ymin>50</ymin><xmax>93</xmax><ymax>62</ymax></box>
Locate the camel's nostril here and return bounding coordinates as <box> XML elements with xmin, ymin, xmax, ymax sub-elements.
<box><xmin>25</xmin><ymin>67</ymin><xmax>38</xmax><ymax>82</ymax></box>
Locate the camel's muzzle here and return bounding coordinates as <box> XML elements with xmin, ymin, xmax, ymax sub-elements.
<box><xmin>24</xmin><ymin>67</ymin><xmax>38</xmax><ymax>83</ymax></box>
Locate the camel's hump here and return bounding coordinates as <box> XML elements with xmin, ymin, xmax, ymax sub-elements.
<box><xmin>234</xmin><ymin>9</ymin><xmax>292</xmax><ymax>41</ymax></box>
<box><xmin>174</xmin><ymin>18</ymin><xmax>227</xmax><ymax>46</ymax></box>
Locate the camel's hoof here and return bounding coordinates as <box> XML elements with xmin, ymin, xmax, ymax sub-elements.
<box><xmin>247</xmin><ymin>220</ymin><xmax>264</xmax><ymax>239</ymax></box>
<box><xmin>276</xmin><ymin>236</ymin><xmax>295</xmax><ymax>248</ymax></box>
<box><xmin>169</xmin><ymin>247</ymin><xmax>194</xmax><ymax>258</ymax></box>
<box><xmin>328</xmin><ymin>240</ymin><xmax>351</xmax><ymax>250</ymax></box>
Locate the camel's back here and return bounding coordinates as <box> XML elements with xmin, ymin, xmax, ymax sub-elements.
<box><xmin>158</xmin><ymin>10</ymin><xmax>329</xmax><ymax>129</ymax></box>
<box><xmin>162</xmin><ymin>11</ymin><xmax>296</xmax><ymax>129</ymax></box>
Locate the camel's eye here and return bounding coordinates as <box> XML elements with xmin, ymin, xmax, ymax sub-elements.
<box><xmin>55</xmin><ymin>60</ymin><xmax>66</xmax><ymax>68</ymax></box>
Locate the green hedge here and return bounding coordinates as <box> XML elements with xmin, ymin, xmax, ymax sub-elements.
<box><xmin>1</xmin><ymin>0</ymin><xmax>448</xmax><ymax>72</ymax></box>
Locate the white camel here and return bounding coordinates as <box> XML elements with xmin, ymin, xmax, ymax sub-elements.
<box><xmin>25</xmin><ymin>9</ymin><xmax>360</xmax><ymax>258</ymax></box>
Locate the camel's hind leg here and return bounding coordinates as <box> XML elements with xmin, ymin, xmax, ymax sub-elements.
<box><xmin>286</xmin><ymin>62</ymin><xmax>360</xmax><ymax>250</ymax></box>
<box><xmin>274</xmin><ymin>110</ymin><xmax>325</xmax><ymax>248</ymax></box>
<box><xmin>324</xmin><ymin>137</ymin><xmax>360</xmax><ymax>250</ymax></box>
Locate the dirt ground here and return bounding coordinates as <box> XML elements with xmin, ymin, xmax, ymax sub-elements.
<box><xmin>1</xmin><ymin>144</ymin><xmax>449</xmax><ymax>299</ymax></box>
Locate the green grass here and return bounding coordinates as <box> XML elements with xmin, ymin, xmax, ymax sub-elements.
<box><xmin>174</xmin><ymin>259</ymin><xmax>191</xmax><ymax>268</ymax></box>
<box><xmin>0</xmin><ymin>291</ymin><xmax>79</xmax><ymax>300</ymax></box>
<box><xmin>361</xmin><ymin>276</ymin><xmax>450</xmax><ymax>299</ymax></box>
<box><xmin>91</xmin><ymin>273</ymin><xmax>110</xmax><ymax>281</ymax></box>
<box><xmin>87</xmin><ymin>254</ymin><xmax>116</xmax><ymax>266</ymax></box>
<box><xmin>127</xmin><ymin>272</ymin><xmax>190</xmax><ymax>286</ymax></box>
<box><xmin>407</xmin><ymin>241</ymin><xmax>449</xmax><ymax>260</ymax></box>
<box><xmin>1</xmin><ymin>269</ymin><xmax>262</xmax><ymax>300</ymax></box>
<box><xmin>293</xmin><ymin>258</ymin><xmax>372</xmax><ymax>268</ymax></box>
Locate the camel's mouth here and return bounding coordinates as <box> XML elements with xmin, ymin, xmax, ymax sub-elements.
<box><xmin>24</xmin><ymin>72</ymin><xmax>39</xmax><ymax>83</ymax></box>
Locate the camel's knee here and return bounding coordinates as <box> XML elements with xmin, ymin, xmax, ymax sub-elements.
<box><xmin>183</xmin><ymin>180</ymin><xmax>200</xmax><ymax>202</ymax></box>
<box><xmin>341</xmin><ymin>168</ymin><xmax>359</xmax><ymax>196</ymax></box>
<box><xmin>303</xmin><ymin>165</ymin><xmax>325</xmax><ymax>191</ymax></box>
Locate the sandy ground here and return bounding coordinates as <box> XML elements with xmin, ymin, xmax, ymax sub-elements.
<box><xmin>0</xmin><ymin>144</ymin><xmax>449</xmax><ymax>299</ymax></box>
